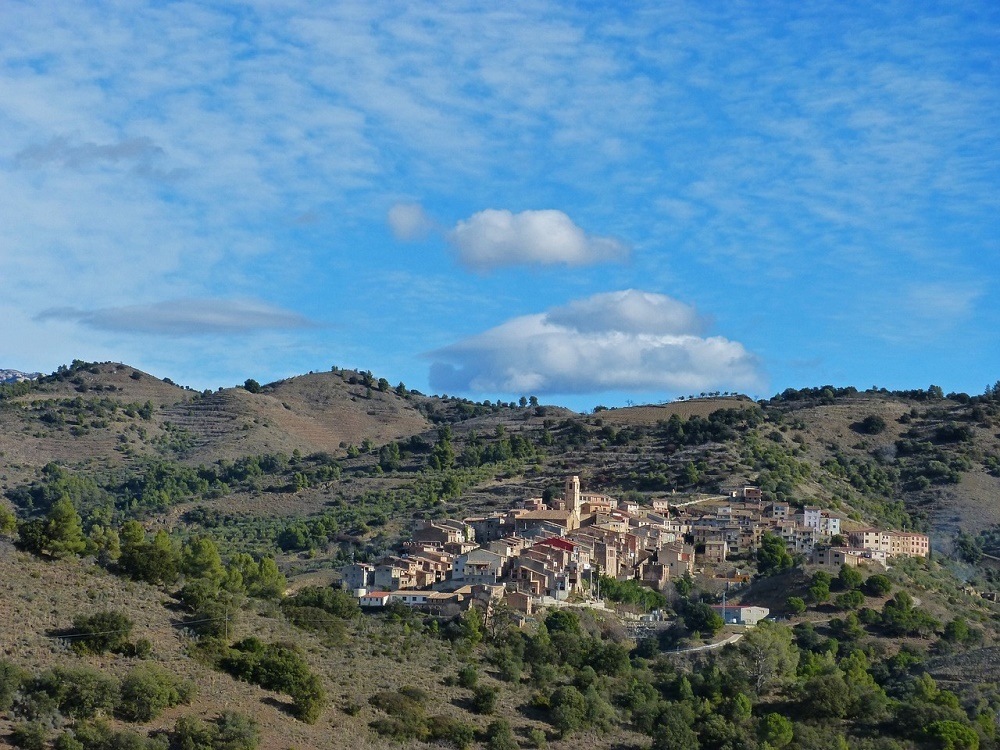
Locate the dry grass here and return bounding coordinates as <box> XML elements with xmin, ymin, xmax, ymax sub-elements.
<box><xmin>593</xmin><ymin>397</ymin><xmax>756</xmax><ymax>426</ymax></box>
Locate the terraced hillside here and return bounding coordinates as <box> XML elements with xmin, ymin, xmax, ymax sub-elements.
<box><xmin>1</xmin><ymin>364</ymin><xmax>1000</xmax><ymax>750</ymax></box>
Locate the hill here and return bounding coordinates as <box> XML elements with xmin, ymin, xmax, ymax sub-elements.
<box><xmin>1</xmin><ymin>362</ymin><xmax>999</xmax><ymax>750</ymax></box>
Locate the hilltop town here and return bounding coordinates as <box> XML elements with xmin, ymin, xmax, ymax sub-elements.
<box><xmin>344</xmin><ymin>475</ymin><xmax>930</xmax><ymax>624</ymax></box>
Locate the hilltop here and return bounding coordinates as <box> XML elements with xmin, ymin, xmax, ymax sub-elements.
<box><xmin>0</xmin><ymin>362</ymin><xmax>999</xmax><ymax>750</ymax></box>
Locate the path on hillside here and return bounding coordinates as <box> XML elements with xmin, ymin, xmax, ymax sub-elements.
<box><xmin>665</xmin><ymin>633</ymin><xmax>743</xmax><ymax>654</ymax></box>
<box><xmin>671</xmin><ymin>494</ymin><xmax>729</xmax><ymax>508</ymax></box>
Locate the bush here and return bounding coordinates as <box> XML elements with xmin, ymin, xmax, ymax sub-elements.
<box><xmin>484</xmin><ymin>719</ymin><xmax>519</xmax><ymax>750</ymax></box>
<box><xmin>289</xmin><ymin>673</ymin><xmax>325</xmax><ymax>724</ymax></box>
<box><xmin>368</xmin><ymin>688</ymin><xmax>427</xmax><ymax>741</ymax></box>
<box><xmin>426</xmin><ymin>715</ymin><xmax>475</xmax><ymax>750</ymax></box>
<box><xmin>220</xmin><ymin>640</ymin><xmax>325</xmax><ymax>722</ymax></box>
<box><xmin>550</xmin><ymin>685</ymin><xmax>587</xmax><ymax>736</ymax></box>
<box><xmin>457</xmin><ymin>664</ymin><xmax>478</xmax><ymax>689</ymax></box>
<box><xmin>70</xmin><ymin>611</ymin><xmax>134</xmax><ymax>655</ymax></box>
<box><xmin>472</xmin><ymin>685</ymin><xmax>498</xmax><ymax>715</ymax></box>
<box><xmin>10</xmin><ymin>722</ymin><xmax>47</xmax><ymax>750</ymax></box>
<box><xmin>17</xmin><ymin>667</ymin><xmax>119</xmax><ymax>722</ymax></box>
<box><xmin>0</xmin><ymin>659</ymin><xmax>27</xmax><ymax>711</ymax></box>
<box><xmin>859</xmin><ymin>415</ymin><xmax>887</xmax><ymax>435</ymax></box>
<box><xmin>117</xmin><ymin>665</ymin><xmax>195</xmax><ymax>722</ymax></box>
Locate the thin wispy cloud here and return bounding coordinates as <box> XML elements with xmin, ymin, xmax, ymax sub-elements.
<box><xmin>0</xmin><ymin>1</ymin><xmax>997</xmax><ymax>400</ymax></box>
<box><xmin>428</xmin><ymin>290</ymin><xmax>762</xmax><ymax>395</ymax></box>
<box><xmin>14</xmin><ymin>136</ymin><xmax>163</xmax><ymax>170</ymax></box>
<box><xmin>37</xmin><ymin>299</ymin><xmax>318</xmax><ymax>336</ymax></box>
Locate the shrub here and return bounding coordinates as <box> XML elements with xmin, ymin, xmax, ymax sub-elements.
<box><xmin>528</xmin><ymin>728</ymin><xmax>548</xmax><ymax>748</ymax></box>
<box><xmin>471</xmin><ymin>685</ymin><xmax>498</xmax><ymax>715</ymax></box>
<box><xmin>220</xmin><ymin>639</ymin><xmax>325</xmax><ymax>721</ymax></box>
<box><xmin>117</xmin><ymin>665</ymin><xmax>195</xmax><ymax>722</ymax></box>
<box><xmin>550</xmin><ymin>685</ymin><xmax>587</xmax><ymax>736</ymax></box>
<box><xmin>70</xmin><ymin>611</ymin><xmax>134</xmax><ymax>655</ymax></box>
<box><xmin>171</xmin><ymin>717</ymin><xmax>216</xmax><ymax>750</ymax></box>
<box><xmin>213</xmin><ymin>711</ymin><xmax>260</xmax><ymax>750</ymax></box>
<box><xmin>17</xmin><ymin>667</ymin><xmax>119</xmax><ymax>722</ymax></box>
<box><xmin>368</xmin><ymin>688</ymin><xmax>427</xmax><ymax>741</ymax></box>
<box><xmin>484</xmin><ymin>719</ymin><xmax>518</xmax><ymax>750</ymax></box>
<box><xmin>457</xmin><ymin>664</ymin><xmax>478</xmax><ymax>689</ymax></box>
<box><xmin>425</xmin><ymin>715</ymin><xmax>475</xmax><ymax>750</ymax></box>
<box><xmin>289</xmin><ymin>673</ymin><xmax>325</xmax><ymax>724</ymax></box>
<box><xmin>10</xmin><ymin>722</ymin><xmax>47</xmax><ymax>750</ymax></box>
<box><xmin>0</xmin><ymin>659</ymin><xmax>27</xmax><ymax>711</ymax></box>
<box><xmin>859</xmin><ymin>415</ymin><xmax>887</xmax><ymax>435</ymax></box>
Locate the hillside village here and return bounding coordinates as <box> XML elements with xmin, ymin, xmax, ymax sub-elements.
<box><xmin>343</xmin><ymin>475</ymin><xmax>930</xmax><ymax>623</ymax></box>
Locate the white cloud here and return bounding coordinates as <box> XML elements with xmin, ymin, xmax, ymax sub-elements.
<box><xmin>447</xmin><ymin>209</ymin><xmax>630</xmax><ymax>270</ymax></box>
<box><xmin>427</xmin><ymin>289</ymin><xmax>762</xmax><ymax>395</ymax></box>
<box><xmin>36</xmin><ymin>299</ymin><xmax>317</xmax><ymax>336</ymax></box>
<box><xmin>388</xmin><ymin>202</ymin><xmax>434</xmax><ymax>241</ymax></box>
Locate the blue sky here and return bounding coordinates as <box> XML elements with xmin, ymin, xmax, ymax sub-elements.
<box><xmin>2</xmin><ymin>1</ymin><xmax>998</xmax><ymax>411</ymax></box>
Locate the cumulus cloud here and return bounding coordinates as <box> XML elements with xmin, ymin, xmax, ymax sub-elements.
<box><xmin>447</xmin><ymin>209</ymin><xmax>630</xmax><ymax>270</ymax></box>
<box><xmin>427</xmin><ymin>290</ymin><xmax>762</xmax><ymax>395</ymax></box>
<box><xmin>388</xmin><ymin>202</ymin><xmax>435</xmax><ymax>241</ymax></box>
<box><xmin>36</xmin><ymin>299</ymin><xmax>317</xmax><ymax>336</ymax></box>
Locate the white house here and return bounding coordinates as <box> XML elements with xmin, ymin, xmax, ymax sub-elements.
<box><xmin>359</xmin><ymin>591</ymin><xmax>391</xmax><ymax>608</ymax></box>
<box><xmin>711</xmin><ymin>604</ymin><xmax>769</xmax><ymax>626</ymax></box>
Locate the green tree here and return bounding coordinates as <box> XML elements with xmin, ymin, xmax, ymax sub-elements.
<box><xmin>674</xmin><ymin>572</ymin><xmax>694</xmax><ymax>599</ymax></box>
<box><xmin>87</xmin><ymin>524</ymin><xmax>120</xmax><ymax>563</ymax></box>
<box><xmin>924</xmin><ymin>720</ymin><xmax>979</xmax><ymax>750</ymax></box>
<box><xmin>808</xmin><ymin>571</ymin><xmax>832</xmax><ymax>604</ymax></box>
<box><xmin>34</xmin><ymin>496</ymin><xmax>86</xmax><ymax>559</ymax></box>
<box><xmin>378</xmin><ymin>442</ymin><xmax>401</xmax><ymax>471</ymax></box>
<box><xmin>0</xmin><ymin>505</ymin><xmax>17</xmax><ymax>534</ymax></box>
<box><xmin>652</xmin><ymin>707</ymin><xmax>699</xmax><ymax>750</ymax></box>
<box><xmin>457</xmin><ymin>664</ymin><xmax>478</xmax><ymax>689</ymax></box>
<box><xmin>730</xmin><ymin>621</ymin><xmax>799</xmax><ymax>695</ymax></box>
<box><xmin>785</xmin><ymin>596</ymin><xmax>806</xmax><ymax>616</ymax></box>
<box><xmin>683</xmin><ymin>601</ymin><xmax>724</xmax><ymax>636</ymax></box>
<box><xmin>243</xmin><ymin>379</ymin><xmax>261</xmax><ymax>394</ymax></box>
<box><xmin>942</xmin><ymin>617</ymin><xmax>971</xmax><ymax>645</ymax></box>
<box><xmin>214</xmin><ymin>711</ymin><xmax>261</xmax><ymax>750</ymax></box>
<box><xmin>550</xmin><ymin>685</ymin><xmax>586</xmax><ymax>736</ymax></box>
<box><xmin>834</xmin><ymin>590</ymin><xmax>865</xmax><ymax>610</ymax></box>
<box><xmin>758</xmin><ymin>712</ymin><xmax>794</xmax><ymax>748</ymax></box>
<box><xmin>863</xmin><ymin>573</ymin><xmax>892</xmax><ymax>597</ymax></box>
<box><xmin>757</xmin><ymin>533</ymin><xmax>792</xmax><ymax>575</ymax></box>
<box><xmin>10</xmin><ymin>722</ymin><xmax>47</xmax><ymax>750</ymax></box>
<box><xmin>800</xmin><ymin>671</ymin><xmax>850</xmax><ymax>719</ymax></box>
<box><xmin>180</xmin><ymin>536</ymin><xmax>225</xmax><ymax>584</ymax></box>
<box><xmin>119</xmin><ymin>523</ymin><xmax>180</xmax><ymax>585</ymax></box>
<box><xmin>837</xmin><ymin>563</ymin><xmax>864</xmax><ymax>591</ymax></box>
